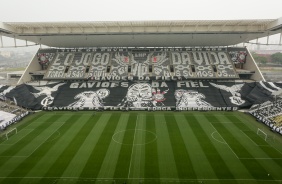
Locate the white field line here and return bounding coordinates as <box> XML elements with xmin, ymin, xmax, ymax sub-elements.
<box><xmin>270</xmin><ymin>145</ymin><xmax>282</xmax><ymax>156</ymax></box>
<box><xmin>240</xmin><ymin>130</ymin><xmax>260</xmax><ymax>146</ymax></box>
<box><xmin>211</xmin><ymin>131</ymin><xmax>227</xmax><ymax>145</ymax></box>
<box><xmin>240</xmin><ymin>130</ymin><xmax>282</xmax><ymax>158</ymax></box>
<box><xmin>0</xmin><ymin>176</ymin><xmax>281</xmax><ymax>183</ymax></box>
<box><xmin>127</xmin><ymin>115</ymin><xmax>138</xmax><ymax>179</ymax></box>
<box><xmin>209</xmin><ymin>123</ymin><xmax>239</xmax><ymax>159</ymax></box>
<box><xmin>210</xmin><ymin>122</ymin><xmax>234</xmax><ymax>124</ymax></box>
<box><xmin>1</xmin><ymin>112</ymin><xmax>64</xmax><ymax>144</ymax></box>
<box><xmin>239</xmin><ymin>158</ymin><xmax>282</xmax><ymax>160</ymax></box>
<box><xmin>0</xmin><ymin>129</ymin><xmax>34</xmax><ymax>145</ymax></box>
<box><xmin>0</xmin><ymin>122</ymin><xmax>66</xmax><ymax>158</ymax></box>
<box><xmin>210</xmin><ymin>123</ymin><xmax>282</xmax><ymax>160</ymax></box>
<box><xmin>23</xmin><ymin>122</ymin><xmax>66</xmax><ymax>158</ymax></box>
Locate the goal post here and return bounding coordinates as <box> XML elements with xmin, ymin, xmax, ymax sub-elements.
<box><xmin>5</xmin><ymin>127</ymin><xmax>17</xmax><ymax>140</ymax></box>
<box><xmin>257</xmin><ymin>128</ymin><xmax>267</xmax><ymax>141</ymax></box>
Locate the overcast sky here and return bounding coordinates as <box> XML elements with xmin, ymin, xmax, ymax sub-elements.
<box><xmin>0</xmin><ymin>0</ymin><xmax>281</xmax><ymax>22</ymax></box>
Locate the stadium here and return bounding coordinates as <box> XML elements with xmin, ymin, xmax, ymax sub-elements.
<box><xmin>1</xmin><ymin>14</ymin><xmax>282</xmax><ymax>183</ymax></box>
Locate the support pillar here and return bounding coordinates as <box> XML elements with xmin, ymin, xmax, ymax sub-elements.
<box><xmin>279</xmin><ymin>30</ymin><xmax>282</xmax><ymax>45</ymax></box>
<box><xmin>0</xmin><ymin>35</ymin><xmax>3</xmax><ymax>48</ymax></box>
<box><xmin>14</xmin><ymin>36</ymin><xmax>17</xmax><ymax>47</ymax></box>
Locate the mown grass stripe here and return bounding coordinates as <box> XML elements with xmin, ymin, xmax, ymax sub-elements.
<box><xmin>129</xmin><ymin>113</ymin><xmax>146</xmax><ymax>179</ymax></box>
<box><xmin>79</xmin><ymin>113</ymin><xmax>121</xmax><ymax>179</ymax></box>
<box><xmin>39</xmin><ymin>113</ymin><xmax>96</xmax><ymax>180</ymax></box>
<box><xmin>164</xmin><ymin>113</ymin><xmax>197</xmax><ymax>179</ymax></box>
<box><xmin>196</xmin><ymin>114</ymin><xmax>254</xmax><ymax>180</ymax></box>
<box><xmin>0</xmin><ymin>114</ymin><xmax>73</xmax><ymax>184</ymax></box>
<box><xmin>226</xmin><ymin>115</ymin><xmax>282</xmax><ymax>158</ymax></box>
<box><xmin>155</xmin><ymin>114</ymin><xmax>179</xmax><ymax>180</ymax></box>
<box><xmin>96</xmin><ymin>113</ymin><xmax>130</xmax><ymax>179</ymax></box>
<box><xmin>223</xmin><ymin>114</ymin><xmax>282</xmax><ymax>174</ymax></box>
<box><xmin>0</xmin><ymin>114</ymin><xmax>62</xmax><ymax>161</ymax></box>
<box><xmin>208</xmin><ymin>114</ymin><xmax>275</xmax><ymax>181</ymax></box>
<box><xmin>0</xmin><ymin>113</ymin><xmax>56</xmax><ymax>154</ymax></box>
<box><xmin>9</xmin><ymin>112</ymin><xmax>45</xmax><ymax>132</ymax></box>
<box><xmin>216</xmin><ymin>115</ymin><xmax>278</xmax><ymax>159</ymax></box>
<box><xmin>241</xmin><ymin>130</ymin><xmax>269</xmax><ymax>146</ymax></box>
<box><xmin>185</xmin><ymin>114</ymin><xmax>236</xmax><ymax>182</ymax></box>
<box><xmin>144</xmin><ymin>113</ymin><xmax>160</xmax><ymax>181</ymax></box>
<box><xmin>173</xmin><ymin>113</ymin><xmax>218</xmax><ymax>180</ymax></box>
<box><xmin>205</xmin><ymin>114</ymin><xmax>252</xmax><ymax>157</ymax></box>
<box><xmin>56</xmin><ymin>113</ymin><xmax>109</xmax><ymax>180</ymax></box>
<box><xmin>113</xmin><ymin>113</ymin><xmax>137</xmax><ymax>182</ymax></box>
<box><xmin>1</xmin><ymin>111</ymin><xmax>282</xmax><ymax>184</ymax></box>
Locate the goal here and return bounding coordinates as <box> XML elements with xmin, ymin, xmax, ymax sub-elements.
<box><xmin>5</xmin><ymin>128</ymin><xmax>17</xmax><ymax>140</ymax></box>
<box><xmin>257</xmin><ymin>128</ymin><xmax>268</xmax><ymax>141</ymax></box>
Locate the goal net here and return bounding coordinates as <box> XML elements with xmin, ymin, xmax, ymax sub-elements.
<box><xmin>5</xmin><ymin>128</ymin><xmax>17</xmax><ymax>140</ymax></box>
<box><xmin>257</xmin><ymin>128</ymin><xmax>268</xmax><ymax>141</ymax></box>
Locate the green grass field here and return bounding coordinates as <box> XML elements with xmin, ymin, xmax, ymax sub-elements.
<box><xmin>0</xmin><ymin>111</ymin><xmax>282</xmax><ymax>184</ymax></box>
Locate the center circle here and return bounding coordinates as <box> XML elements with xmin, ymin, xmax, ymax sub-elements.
<box><xmin>112</xmin><ymin>129</ymin><xmax>157</xmax><ymax>146</ymax></box>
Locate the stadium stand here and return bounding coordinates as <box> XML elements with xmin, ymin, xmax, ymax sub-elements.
<box><xmin>151</xmin><ymin>52</ymin><xmax>170</xmax><ymax>77</ymax></box>
<box><xmin>0</xmin><ymin>100</ymin><xmax>29</xmax><ymax>130</ymax></box>
<box><xmin>249</xmin><ymin>98</ymin><xmax>282</xmax><ymax>135</ymax></box>
<box><xmin>2</xmin><ymin>45</ymin><xmax>282</xmax><ymax>132</ymax></box>
<box><xmin>45</xmin><ymin>52</ymin><xmax>69</xmax><ymax>79</ymax></box>
<box><xmin>65</xmin><ymin>52</ymin><xmax>88</xmax><ymax>79</ymax></box>
<box><xmin>110</xmin><ymin>52</ymin><xmax>129</xmax><ymax>78</ymax></box>
<box><xmin>1</xmin><ymin>46</ymin><xmax>282</xmax><ymax>137</ymax></box>
<box><xmin>1</xmin><ymin>80</ymin><xmax>282</xmax><ymax>112</ymax></box>
<box><xmin>271</xmin><ymin>115</ymin><xmax>282</xmax><ymax>128</ymax></box>
<box><xmin>87</xmin><ymin>52</ymin><xmax>110</xmax><ymax>79</ymax></box>
<box><xmin>40</xmin><ymin>48</ymin><xmax>241</xmax><ymax>80</ymax></box>
<box><xmin>2</xmin><ymin>46</ymin><xmax>281</xmax><ymax>113</ymax></box>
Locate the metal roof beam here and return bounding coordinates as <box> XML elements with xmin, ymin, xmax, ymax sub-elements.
<box><xmin>0</xmin><ymin>22</ymin><xmax>16</xmax><ymax>33</ymax></box>
<box><xmin>208</xmin><ymin>23</ymin><xmax>213</xmax><ymax>31</ymax></box>
<box><xmin>77</xmin><ymin>24</ymin><xmax>84</xmax><ymax>32</ymax></box>
<box><xmin>52</xmin><ymin>25</ymin><xmax>60</xmax><ymax>33</ymax></box>
<box><xmin>220</xmin><ymin>22</ymin><xmax>228</xmax><ymax>31</ymax></box>
<box><xmin>117</xmin><ymin>22</ymin><xmax>121</xmax><ymax>32</ymax></box>
<box><xmin>0</xmin><ymin>34</ymin><xmax>3</xmax><ymax>47</ymax></box>
<box><xmin>103</xmin><ymin>23</ymin><xmax>109</xmax><ymax>32</ymax></box>
<box><xmin>89</xmin><ymin>23</ymin><xmax>97</xmax><ymax>33</ymax></box>
<box><xmin>194</xmin><ymin>23</ymin><xmax>199</xmax><ymax>32</ymax></box>
<box><xmin>64</xmin><ymin>24</ymin><xmax>72</xmax><ymax>33</ymax></box>
<box><xmin>130</xmin><ymin>22</ymin><xmax>133</xmax><ymax>32</ymax></box>
<box><xmin>181</xmin><ymin>23</ymin><xmax>186</xmax><ymax>32</ymax></box>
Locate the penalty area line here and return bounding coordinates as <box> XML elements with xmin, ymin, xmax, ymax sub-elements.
<box><xmin>209</xmin><ymin>123</ymin><xmax>239</xmax><ymax>159</ymax></box>
<box><xmin>0</xmin><ymin>122</ymin><xmax>66</xmax><ymax>158</ymax></box>
<box><xmin>0</xmin><ymin>129</ymin><xmax>34</xmax><ymax>146</ymax></box>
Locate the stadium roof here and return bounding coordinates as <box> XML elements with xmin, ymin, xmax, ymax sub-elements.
<box><xmin>1</xmin><ymin>18</ymin><xmax>282</xmax><ymax>47</ymax></box>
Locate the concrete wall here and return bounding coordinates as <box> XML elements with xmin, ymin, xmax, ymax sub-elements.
<box><xmin>244</xmin><ymin>47</ymin><xmax>265</xmax><ymax>81</ymax></box>
<box><xmin>17</xmin><ymin>48</ymin><xmax>41</xmax><ymax>84</ymax></box>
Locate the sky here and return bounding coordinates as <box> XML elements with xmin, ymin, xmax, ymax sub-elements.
<box><xmin>0</xmin><ymin>0</ymin><xmax>281</xmax><ymax>22</ymax></box>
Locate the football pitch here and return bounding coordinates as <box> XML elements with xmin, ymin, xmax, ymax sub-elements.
<box><xmin>0</xmin><ymin>111</ymin><xmax>282</xmax><ymax>184</ymax></box>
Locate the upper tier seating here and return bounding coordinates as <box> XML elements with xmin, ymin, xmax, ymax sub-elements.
<box><xmin>65</xmin><ymin>52</ymin><xmax>90</xmax><ymax>79</ymax></box>
<box><xmin>151</xmin><ymin>52</ymin><xmax>170</xmax><ymax>77</ymax></box>
<box><xmin>45</xmin><ymin>52</ymin><xmax>70</xmax><ymax>79</ymax></box>
<box><xmin>110</xmin><ymin>52</ymin><xmax>129</xmax><ymax>78</ymax></box>
<box><xmin>41</xmin><ymin>48</ymin><xmax>239</xmax><ymax>80</ymax></box>
<box><xmin>87</xmin><ymin>52</ymin><xmax>110</xmax><ymax>79</ymax></box>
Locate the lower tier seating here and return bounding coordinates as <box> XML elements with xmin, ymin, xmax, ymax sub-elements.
<box><xmin>249</xmin><ymin>98</ymin><xmax>282</xmax><ymax>135</ymax></box>
<box><xmin>2</xmin><ymin>81</ymin><xmax>281</xmax><ymax>111</ymax></box>
<box><xmin>0</xmin><ymin>100</ymin><xmax>29</xmax><ymax>130</ymax></box>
